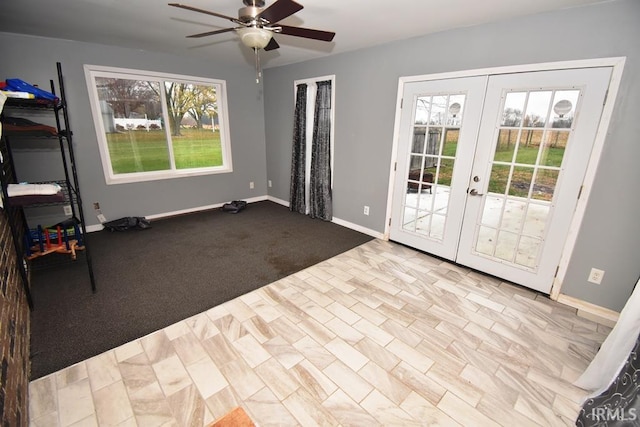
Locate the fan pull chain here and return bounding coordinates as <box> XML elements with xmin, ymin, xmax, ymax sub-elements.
<box><xmin>254</xmin><ymin>47</ymin><xmax>262</xmax><ymax>84</ymax></box>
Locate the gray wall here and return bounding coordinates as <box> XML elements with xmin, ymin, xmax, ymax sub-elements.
<box><xmin>263</xmin><ymin>0</ymin><xmax>640</xmax><ymax>312</ymax></box>
<box><xmin>0</xmin><ymin>33</ymin><xmax>268</xmax><ymax>225</ymax></box>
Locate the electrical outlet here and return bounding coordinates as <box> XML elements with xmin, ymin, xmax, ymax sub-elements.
<box><xmin>268</xmin><ymin>180</ymin><xmax>272</xmax><ymax>188</ymax></box>
<box><xmin>363</xmin><ymin>205</ymin><xmax>370</xmax><ymax>216</ymax></box>
<box><xmin>250</xmin><ymin>181</ymin><xmax>255</xmax><ymax>189</ymax></box>
<box><xmin>63</xmin><ymin>205</ymin><xmax>72</xmax><ymax>216</ymax></box>
<box><xmin>588</xmin><ymin>268</ymin><xmax>605</xmax><ymax>285</ymax></box>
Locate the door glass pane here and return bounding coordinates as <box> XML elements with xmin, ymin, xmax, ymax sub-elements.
<box><xmin>412</xmin><ymin>127</ymin><xmax>427</xmax><ymax>153</ymax></box>
<box><xmin>522</xmin><ymin>203</ymin><xmax>549</xmax><ymax>239</ymax></box>
<box><xmin>431</xmin><ymin>214</ymin><xmax>446</xmax><ymax>240</ymax></box>
<box><xmin>447</xmin><ymin>94</ymin><xmax>466</xmax><ymax>126</ymax></box>
<box><xmin>437</xmin><ymin>159</ymin><xmax>455</xmax><ymax>187</ymax></box>
<box><xmin>427</xmin><ymin>128</ymin><xmax>442</xmax><ymax>156</ymax></box>
<box><xmin>415</xmin><ymin>210</ymin><xmax>431</xmax><ymax>236</ymax></box>
<box><xmin>523</xmin><ymin>91</ymin><xmax>552</xmax><ymax>127</ymax></box>
<box><xmin>443</xmin><ymin>128</ymin><xmax>460</xmax><ymax>157</ymax></box>
<box><xmin>516</xmin><ymin>236</ymin><xmax>541</xmax><ymax>268</ymax></box>
<box><xmin>476</xmin><ymin>226</ymin><xmax>496</xmax><ymax>256</ymax></box>
<box><xmin>430</xmin><ymin>96</ymin><xmax>447</xmax><ymax>125</ymax></box>
<box><xmin>508</xmin><ymin>166</ymin><xmax>533</xmax><ymax>197</ymax></box>
<box><xmin>402</xmin><ymin>92</ymin><xmax>467</xmax><ymax>242</ymax></box>
<box><xmin>403</xmin><ymin>208</ymin><xmax>417</xmax><ymax>231</ymax></box>
<box><xmin>494</xmin><ymin>129</ymin><xmax>518</xmax><ymax>162</ymax></box>
<box><xmin>501</xmin><ymin>92</ymin><xmax>526</xmax><ymax>127</ymax></box>
<box><xmin>532</xmin><ymin>169</ymin><xmax>559</xmax><ymax>201</ymax></box>
<box><xmin>540</xmin><ymin>130</ymin><xmax>568</xmax><ymax>167</ymax></box>
<box><xmin>551</xmin><ymin>90</ymin><xmax>580</xmax><ymax>128</ymax></box>
<box><xmin>480</xmin><ymin>196</ymin><xmax>504</xmax><ymax>228</ymax></box>
<box><xmin>415</xmin><ymin>96</ymin><xmax>431</xmax><ymax>125</ymax></box>
<box><xmin>502</xmin><ymin>199</ymin><xmax>526</xmax><ymax>232</ymax></box>
<box><xmin>434</xmin><ymin>188</ymin><xmax>450</xmax><ymax>215</ymax></box>
<box><xmin>515</xmin><ymin>130</ymin><xmax>543</xmax><ymax>165</ymax></box>
<box><xmin>489</xmin><ymin>164</ymin><xmax>510</xmax><ymax>194</ymax></box>
<box><xmin>495</xmin><ymin>230</ymin><xmax>518</xmax><ymax>262</ymax></box>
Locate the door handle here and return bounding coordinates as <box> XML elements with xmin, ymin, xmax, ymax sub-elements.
<box><xmin>469</xmin><ymin>188</ymin><xmax>484</xmax><ymax>196</ymax></box>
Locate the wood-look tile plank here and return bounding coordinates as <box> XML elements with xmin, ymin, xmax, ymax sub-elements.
<box><xmin>93</xmin><ymin>380</ymin><xmax>135</xmax><ymax>426</ymax></box>
<box><xmin>127</xmin><ymin>381</ymin><xmax>176</xmax><ymax>426</ymax></box>
<box><xmin>57</xmin><ymin>377</ymin><xmax>95</xmax><ymax>427</ymax></box>
<box><xmin>322</xmin><ymin>360</ymin><xmax>373</xmax><ymax>403</ymax></box>
<box><xmin>289</xmin><ymin>359</ymin><xmax>338</xmax><ymax>401</ymax></box>
<box><xmin>185</xmin><ymin>356</ymin><xmax>229</xmax><ymax>399</ymax></box>
<box><xmin>263</xmin><ymin>335</ymin><xmax>305</xmax><ymax>369</ymax></box>
<box><xmin>152</xmin><ymin>355</ymin><xmax>193</xmax><ymax>397</ymax></box>
<box><xmin>437</xmin><ymin>392</ymin><xmax>500</xmax><ymax>427</ymax></box>
<box><xmin>292</xmin><ymin>336</ymin><xmax>337</xmax><ymax>370</ymax></box>
<box><xmin>254</xmin><ymin>358</ymin><xmax>301</xmax><ymax>401</ymax></box>
<box><xmin>166</xmin><ymin>384</ymin><xmax>206</xmax><ymax>427</ymax></box>
<box><xmin>391</xmin><ymin>361</ymin><xmax>447</xmax><ymax>406</ymax></box>
<box><xmin>244</xmin><ymin>387</ymin><xmax>298</xmax><ymax>427</ymax></box>
<box><xmin>322</xmin><ymin>389</ymin><xmax>379</xmax><ymax>426</ymax></box>
<box><xmin>358</xmin><ymin>361</ymin><xmax>412</xmax><ymax>405</ymax></box>
<box><xmin>282</xmin><ymin>387</ymin><xmax>341</xmax><ymax>427</ymax></box>
<box><xmin>359</xmin><ymin>389</ymin><xmax>417</xmax><ymax>426</ymax></box>
<box><xmin>400</xmin><ymin>391</ymin><xmax>462</xmax><ymax>427</ymax></box>
<box><xmin>219</xmin><ymin>357</ymin><xmax>265</xmax><ymax>400</ymax></box>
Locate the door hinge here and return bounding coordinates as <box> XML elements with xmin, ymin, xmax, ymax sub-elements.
<box><xmin>394</xmin><ymin>162</ymin><xmax>397</xmax><ymax>172</ymax></box>
<box><xmin>554</xmin><ymin>265</ymin><xmax>560</xmax><ymax>278</ymax></box>
<box><xmin>603</xmin><ymin>89</ymin><xmax>608</xmax><ymax>106</ymax></box>
<box><xmin>389</xmin><ymin>218</ymin><xmax>392</xmax><ymax>226</ymax></box>
<box><xmin>577</xmin><ymin>185</ymin><xmax>583</xmax><ymax>200</ymax></box>
<box><xmin>400</xmin><ymin>98</ymin><xmax>403</xmax><ymax>109</ymax></box>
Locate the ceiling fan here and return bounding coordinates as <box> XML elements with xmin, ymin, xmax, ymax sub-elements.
<box><xmin>169</xmin><ymin>0</ymin><xmax>336</xmax><ymax>81</ymax></box>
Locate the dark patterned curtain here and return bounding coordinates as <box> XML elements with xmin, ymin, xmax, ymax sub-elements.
<box><xmin>309</xmin><ymin>80</ymin><xmax>333</xmax><ymax>220</ymax></box>
<box><xmin>289</xmin><ymin>83</ymin><xmax>307</xmax><ymax>214</ymax></box>
<box><xmin>576</xmin><ymin>331</ymin><xmax>640</xmax><ymax>426</ymax></box>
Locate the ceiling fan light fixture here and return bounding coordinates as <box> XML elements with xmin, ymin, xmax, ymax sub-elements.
<box><xmin>237</xmin><ymin>27</ymin><xmax>272</xmax><ymax>49</ymax></box>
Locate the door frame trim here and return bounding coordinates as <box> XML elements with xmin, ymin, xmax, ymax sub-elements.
<box><xmin>385</xmin><ymin>56</ymin><xmax>626</xmax><ymax>299</ymax></box>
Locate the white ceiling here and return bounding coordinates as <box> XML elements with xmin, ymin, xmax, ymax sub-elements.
<box><xmin>0</xmin><ymin>0</ymin><xmax>610</xmax><ymax>69</ymax></box>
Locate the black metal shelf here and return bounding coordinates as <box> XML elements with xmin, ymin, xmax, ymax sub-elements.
<box><xmin>0</xmin><ymin>62</ymin><xmax>97</xmax><ymax>309</ymax></box>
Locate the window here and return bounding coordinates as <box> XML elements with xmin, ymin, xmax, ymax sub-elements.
<box><xmin>84</xmin><ymin>65</ymin><xmax>232</xmax><ymax>184</ymax></box>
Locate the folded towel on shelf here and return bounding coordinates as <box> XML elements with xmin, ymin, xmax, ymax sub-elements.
<box><xmin>7</xmin><ymin>183</ymin><xmax>62</xmax><ymax>197</ymax></box>
<box><xmin>2</xmin><ymin>116</ymin><xmax>58</xmax><ymax>137</ymax></box>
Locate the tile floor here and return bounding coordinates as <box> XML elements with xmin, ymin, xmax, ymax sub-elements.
<box><xmin>28</xmin><ymin>239</ymin><xmax>611</xmax><ymax>426</ymax></box>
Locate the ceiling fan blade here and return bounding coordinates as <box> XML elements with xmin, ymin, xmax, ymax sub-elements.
<box><xmin>168</xmin><ymin>3</ymin><xmax>243</xmax><ymax>25</ymax></box>
<box><xmin>186</xmin><ymin>27</ymin><xmax>239</xmax><ymax>38</ymax></box>
<box><xmin>257</xmin><ymin>0</ymin><xmax>303</xmax><ymax>24</ymax></box>
<box><xmin>264</xmin><ymin>37</ymin><xmax>280</xmax><ymax>51</ymax></box>
<box><xmin>278</xmin><ymin>25</ymin><xmax>335</xmax><ymax>42</ymax></box>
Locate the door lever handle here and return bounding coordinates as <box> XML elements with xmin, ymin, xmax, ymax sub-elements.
<box><xmin>469</xmin><ymin>188</ymin><xmax>484</xmax><ymax>196</ymax></box>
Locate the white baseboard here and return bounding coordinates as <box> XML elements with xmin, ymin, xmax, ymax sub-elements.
<box><xmin>331</xmin><ymin>217</ymin><xmax>384</xmax><ymax>239</ymax></box>
<box><xmin>85</xmin><ymin>196</ymin><xmax>270</xmax><ymax>233</ymax></box>
<box><xmin>266</xmin><ymin>196</ymin><xmax>383</xmax><ymax>239</ymax></box>
<box><xmin>556</xmin><ymin>294</ymin><xmax>619</xmax><ymax>328</ymax></box>
<box><xmin>267</xmin><ymin>196</ymin><xmax>289</xmax><ymax>207</ymax></box>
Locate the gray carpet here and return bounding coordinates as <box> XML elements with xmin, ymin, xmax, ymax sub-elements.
<box><xmin>29</xmin><ymin>201</ymin><xmax>373</xmax><ymax>379</ymax></box>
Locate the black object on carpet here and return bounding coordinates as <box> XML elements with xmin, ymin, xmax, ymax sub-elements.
<box><xmin>29</xmin><ymin>201</ymin><xmax>373</xmax><ymax>379</ymax></box>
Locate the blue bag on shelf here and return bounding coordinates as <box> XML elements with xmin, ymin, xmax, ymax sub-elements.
<box><xmin>4</xmin><ymin>78</ymin><xmax>58</xmax><ymax>101</ymax></box>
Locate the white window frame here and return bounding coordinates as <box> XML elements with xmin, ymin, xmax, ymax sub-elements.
<box><xmin>84</xmin><ymin>64</ymin><xmax>233</xmax><ymax>185</ymax></box>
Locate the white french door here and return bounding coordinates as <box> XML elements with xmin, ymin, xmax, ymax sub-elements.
<box><xmin>390</xmin><ymin>76</ymin><xmax>488</xmax><ymax>260</ymax></box>
<box><xmin>390</xmin><ymin>67</ymin><xmax>612</xmax><ymax>293</ymax></box>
